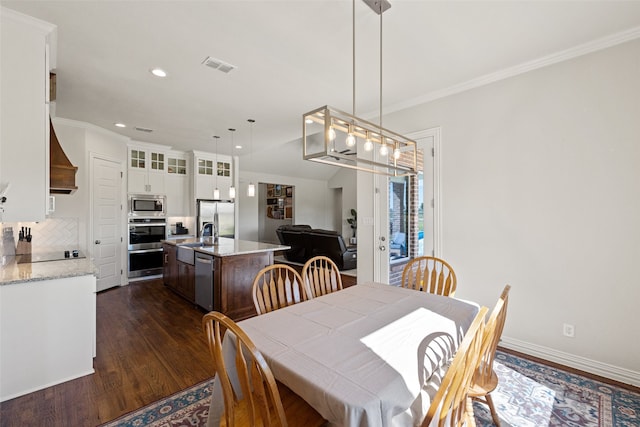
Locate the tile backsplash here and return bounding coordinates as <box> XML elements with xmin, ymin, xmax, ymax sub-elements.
<box><xmin>1</xmin><ymin>217</ymin><xmax>79</xmax><ymax>252</ymax></box>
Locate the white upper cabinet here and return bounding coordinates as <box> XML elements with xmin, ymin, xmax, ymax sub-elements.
<box><xmin>192</xmin><ymin>151</ymin><xmax>233</xmax><ymax>201</ymax></box>
<box><xmin>165</xmin><ymin>151</ymin><xmax>192</xmax><ymax>216</ymax></box>
<box><xmin>127</xmin><ymin>143</ymin><xmax>166</xmax><ymax>195</ymax></box>
<box><xmin>0</xmin><ymin>8</ymin><xmax>56</xmax><ymax>222</ymax></box>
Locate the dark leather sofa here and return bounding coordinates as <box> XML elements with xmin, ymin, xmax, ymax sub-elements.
<box><xmin>276</xmin><ymin>224</ymin><xmax>357</xmax><ymax>271</ymax></box>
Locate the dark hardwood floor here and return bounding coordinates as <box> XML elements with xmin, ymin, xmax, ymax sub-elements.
<box><xmin>2</xmin><ymin>279</ymin><xmax>637</xmax><ymax>427</ymax></box>
<box><xmin>0</xmin><ymin>279</ymin><xmax>215</xmax><ymax>427</ymax></box>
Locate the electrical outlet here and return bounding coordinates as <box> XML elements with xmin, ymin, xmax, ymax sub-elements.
<box><xmin>563</xmin><ymin>323</ymin><xmax>575</xmax><ymax>338</ymax></box>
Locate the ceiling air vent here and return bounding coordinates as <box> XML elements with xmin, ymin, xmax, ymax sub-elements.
<box><xmin>134</xmin><ymin>126</ymin><xmax>153</xmax><ymax>133</ymax></box>
<box><xmin>202</xmin><ymin>56</ymin><xmax>237</xmax><ymax>74</ymax></box>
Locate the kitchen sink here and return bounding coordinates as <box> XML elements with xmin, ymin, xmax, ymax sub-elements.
<box><xmin>177</xmin><ymin>239</ymin><xmax>215</xmax><ymax>248</ymax></box>
<box><xmin>176</xmin><ymin>246</ymin><xmax>195</xmax><ymax>264</ymax></box>
<box><xmin>176</xmin><ymin>240</ymin><xmax>215</xmax><ymax>264</ymax></box>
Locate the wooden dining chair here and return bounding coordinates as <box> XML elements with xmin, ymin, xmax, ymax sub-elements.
<box><xmin>421</xmin><ymin>306</ymin><xmax>489</xmax><ymax>427</ymax></box>
<box><xmin>202</xmin><ymin>311</ymin><xmax>326</xmax><ymax>427</ymax></box>
<box><xmin>301</xmin><ymin>256</ymin><xmax>343</xmax><ymax>298</ymax></box>
<box><xmin>468</xmin><ymin>285</ymin><xmax>511</xmax><ymax>426</ymax></box>
<box><xmin>401</xmin><ymin>256</ymin><xmax>457</xmax><ymax>297</ymax></box>
<box><xmin>252</xmin><ymin>264</ymin><xmax>310</xmax><ymax>315</ymax></box>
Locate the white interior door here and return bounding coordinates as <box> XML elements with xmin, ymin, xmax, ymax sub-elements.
<box><xmin>417</xmin><ymin>128</ymin><xmax>440</xmax><ymax>257</ymax></box>
<box><xmin>374</xmin><ymin>172</ymin><xmax>389</xmax><ymax>283</ymax></box>
<box><xmin>91</xmin><ymin>155</ymin><xmax>122</xmax><ymax>292</ymax></box>
<box><xmin>375</xmin><ymin>127</ymin><xmax>440</xmax><ymax>283</ymax></box>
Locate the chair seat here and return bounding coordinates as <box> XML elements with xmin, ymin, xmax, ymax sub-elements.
<box><xmin>469</xmin><ymin>369</ymin><xmax>499</xmax><ymax>397</ymax></box>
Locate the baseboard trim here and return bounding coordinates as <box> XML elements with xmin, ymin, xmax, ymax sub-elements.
<box><xmin>0</xmin><ymin>368</ymin><xmax>95</xmax><ymax>402</ymax></box>
<box><xmin>501</xmin><ymin>336</ymin><xmax>640</xmax><ymax>388</ymax></box>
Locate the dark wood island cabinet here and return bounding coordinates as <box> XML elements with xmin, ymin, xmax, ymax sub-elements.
<box><xmin>162</xmin><ymin>238</ymin><xmax>288</xmax><ymax>321</ymax></box>
<box><xmin>162</xmin><ymin>243</ymin><xmax>178</xmax><ymax>288</ymax></box>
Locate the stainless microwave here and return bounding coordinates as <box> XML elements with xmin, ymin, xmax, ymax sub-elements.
<box><xmin>128</xmin><ymin>195</ymin><xmax>166</xmax><ymax>217</ymax></box>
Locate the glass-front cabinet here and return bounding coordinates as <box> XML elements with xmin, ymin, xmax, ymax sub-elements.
<box><xmin>192</xmin><ymin>150</ymin><xmax>233</xmax><ymax>201</ymax></box>
<box><xmin>127</xmin><ymin>143</ymin><xmax>166</xmax><ymax>194</ymax></box>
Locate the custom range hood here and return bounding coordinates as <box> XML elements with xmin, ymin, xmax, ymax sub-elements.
<box><xmin>49</xmin><ymin>118</ymin><xmax>78</xmax><ymax>194</ymax></box>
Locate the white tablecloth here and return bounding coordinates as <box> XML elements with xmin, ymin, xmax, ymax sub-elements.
<box><xmin>207</xmin><ymin>282</ymin><xmax>479</xmax><ymax>427</ymax></box>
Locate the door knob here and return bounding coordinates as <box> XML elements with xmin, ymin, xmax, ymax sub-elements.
<box><xmin>379</xmin><ymin>245</ymin><xmax>386</xmax><ymax>251</ymax></box>
<box><xmin>95</xmin><ymin>240</ymin><xmax>101</xmax><ymax>244</ymax></box>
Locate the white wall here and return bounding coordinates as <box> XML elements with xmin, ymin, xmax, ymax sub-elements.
<box><xmin>51</xmin><ymin>118</ymin><xmax>128</xmax><ymax>283</ymax></box>
<box><xmin>237</xmin><ymin>170</ymin><xmax>335</xmax><ymax>242</ymax></box>
<box><xmin>382</xmin><ymin>39</ymin><xmax>640</xmax><ymax>382</ymax></box>
<box><xmin>328</xmin><ymin>167</ymin><xmax>357</xmax><ymax>239</ymax></box>
<box><xmin>48</xmin><ymin>121</ymin><xmax>87</xmax><ymax>247</ymax></box>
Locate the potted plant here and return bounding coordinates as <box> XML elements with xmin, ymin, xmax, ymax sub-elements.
<box><xmin>347</xmin><ymin>208</ymin><xmax>357</xmax><ymax>245</ymax></box>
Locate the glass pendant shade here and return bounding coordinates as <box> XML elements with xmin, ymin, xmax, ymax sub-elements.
<box><xmin>328</xmin><ymin>127</ymin><xmax>337</xmax><ymax>141</ymax></box>
<box><xmin>229</xmin><ymin>185</ymin><xmax>236</xmax><ymax>199</ymax></box>
<box><xmin>246</xmin><ymin>119</ymin><xmax>256</xmax><ymax>197</ymax></box>
<box><xmin>379</xmin><ymin>143</ymin><xmax>389</xmax><ymax>156</ymax></box>
<box><xmin>213</xmin><ymin>188</ymin><xmax>220</xmax><ymax>200</ymax></box>
<box><xmin>345</xmin><ymin>125</ymin><xmax>356</xmax><ymax>147</ymax></box>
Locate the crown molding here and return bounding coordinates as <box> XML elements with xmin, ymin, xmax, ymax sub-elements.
<box><xmin>1</xmin><ymin>6</ymin><xmax>56</xmax><ymax>34</ymax></box>
<box><xmin>376</xmin><ymin>25</ymin><xmax>640</xmax><ymax>117</ymax></box>
<box><xmin>52</xmin><ymin>116</ymin><xmax>131</xmax><ymax>144</ymax></box>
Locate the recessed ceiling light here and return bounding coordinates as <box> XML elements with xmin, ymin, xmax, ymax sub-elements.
<box><xmin>150</xmin><ymin>68</ymin><xmax>167</xmax><ymax>77</ymax></box>
<box><xmin>114</xmin><ymin>123</ymin><xmax>126</xmax><ymax>128</ymax></box>
<box><xmin>305</xmin><ymin>118</ymin><xmax>313</xmax><ymax>124</ymax></box>
<box><xmin>235</xmin><ymin>145</ymin><xmax>243</xmax><ymax>150</ymax></box>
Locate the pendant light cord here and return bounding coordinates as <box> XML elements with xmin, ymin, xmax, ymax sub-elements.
<box><xmin>379</xmin><ymin>5</ymin><xmax>383</xmax><ymax>133</ymax></box>
<box><xmin>214</xmin><ymin>136</ymin><xmax>219</xmax><ymax>188</ymax></box>
<box><xmin>229</xmin><ymin>128</ymin><xmax>235</xmax><ymax>182</ymax></box>
<box><xmin>352</xmin><ymin>0</ymin><xmax>356</xmax><ymax>117</ymax></box>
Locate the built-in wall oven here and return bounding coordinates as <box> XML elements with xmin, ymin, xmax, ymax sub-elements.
<box><xmin>128</xmin><ymin>217</ymin><xmax>166</xmax><ymax>279</ymax></box>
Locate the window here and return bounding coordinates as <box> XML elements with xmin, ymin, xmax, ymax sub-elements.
<box><xmin>389</xmin><ymin>177</ymin><xmax>409</xmax><ymax>258</ymax></box>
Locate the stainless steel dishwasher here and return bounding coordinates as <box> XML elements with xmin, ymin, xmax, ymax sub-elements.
<box><xmin>195</xmin><ymin>252</ymin><xmax>215</xmax><ymax>311</ymax></box>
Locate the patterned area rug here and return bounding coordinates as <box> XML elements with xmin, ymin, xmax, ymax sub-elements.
<box><xmin>101</xmin><ymin>351</ymin><xmax>639</xmax><ymax>426</ymax></box>
<box><xmin>99</xmin><ymin>379</ymin><xmax>213</xmax><ymax>427</ymax></box>
<box><xmin>475</xmin><ymin>352</ymin><xmax>639</xmax><ymax>427</ymax></box>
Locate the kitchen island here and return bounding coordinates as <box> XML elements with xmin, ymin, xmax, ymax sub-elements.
<box><xmin>0</xmin><ymin>256</ymin><xmax>97</xmax><ymax>402</ymax></box>
<box><xmin>162</xmin><ymin>237</ymin><xmax>288</xmax><ymax>321</ymax></box>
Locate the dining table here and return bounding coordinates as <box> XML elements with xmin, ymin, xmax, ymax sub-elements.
<box><xmin>207</xmin><ymin>281</ymin><xmax>480</xmax><ymax>427</ymax></box>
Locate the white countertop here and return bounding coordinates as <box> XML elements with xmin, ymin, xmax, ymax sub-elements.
<box><xmin>0</xmin><ymin>256</ymin><xmax>97</xmax><ymax>285</ymax></box>
<box><xmin>163</xmin><ymin>237</ymin><xmax>289</xmax><ymax>257</ymax></box>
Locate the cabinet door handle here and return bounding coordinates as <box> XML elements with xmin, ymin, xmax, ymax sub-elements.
<box><xmin>95</xmin><ymin>240</ymin><xmax>101</xmax><ymax>244</ymax></box>
<box><xmin>164</xmin><ymin>253</ymin><xmax>168</xmax><ymax>263</ymax></box>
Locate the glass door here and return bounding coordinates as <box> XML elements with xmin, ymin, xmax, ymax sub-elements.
<box><xmin>377</xmin><ymin>127</ymin><xmax>439</xmax><ymax>285</ymax></box>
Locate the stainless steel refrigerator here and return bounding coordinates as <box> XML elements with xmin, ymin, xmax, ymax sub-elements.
<box><xmin>196</xmin><ymin>199</ymin><xmax>235</xmax><ymax>238</ymax></box>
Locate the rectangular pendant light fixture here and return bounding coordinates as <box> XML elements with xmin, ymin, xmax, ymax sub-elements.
<box><xmin>303</xmin><ymin>105</ymin><xmax>417</xmax><ymax>177</ymax></box>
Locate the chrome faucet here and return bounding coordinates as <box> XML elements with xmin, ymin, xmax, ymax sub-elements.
<box><xmin>201</xmin><ymin>213</ymin><xmax>220</xmax><ymax>245</ymax></box>
<box><xmin>213</xmin><ymin>211</ymin><xmax>219</xmax><ymax>244</ymax></box>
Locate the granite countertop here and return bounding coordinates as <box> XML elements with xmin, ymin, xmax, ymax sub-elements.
<box><xmin>0</xmin><ymin>256</ymin><xmax>97</xmax><ymax>285</ymax></box>
<box><xmin>163</xmin><ymin>237</ymin><xmax>289</xmax><ymax>257</ymax></box>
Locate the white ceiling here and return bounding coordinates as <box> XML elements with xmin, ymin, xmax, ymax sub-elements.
<box><xmin>4</xmin><ymin>1</ymin><xmax>640</xmax><ymax>180</ymax></box>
